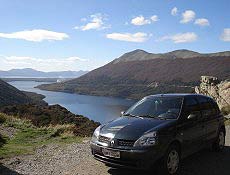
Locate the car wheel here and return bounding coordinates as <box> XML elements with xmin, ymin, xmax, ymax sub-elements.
<box><xmin>213</xmin><ymin>129</ymin><xmax>225</xmax><ymax>152</ymax></box>
<box><xmin>158</xmin><ymin>144</ymin><xmax>180</xmax><ymax>175</ymax></box>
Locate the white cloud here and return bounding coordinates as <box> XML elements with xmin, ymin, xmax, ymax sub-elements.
<box><xmin>131</xmin><ymin>15</ymin><xmax>159</xmax><ymax>26</ymax></box>
<box><xmin>180</xmin><ymin>10</ymin><xmax>196</xmax><ymax>23</ymax></box>
<box><xmin>194</xmin><ymin>18</ymin><xmax>210</xmax><ymax>26</ymax></box>
<box><xmin>65</xmin><ymin>57</ymin><xmax>88</xmax><ymax>62</ymax></box>
<box><xmin>220</xmin><ymin>28</ymin><xmax>230</xmax><ymax>42</ymax></box>
<box><xmin>106</xmin><ymin>32</ymin><xmax>149</xmax><ymax>42</ymax></box>
<box><xmin>171</xmin><ymin>7</ymin><xmax>178</xmax><ymax>16</ymax></box>
<box><xmin>158</xmin><ymin>32</ymin><xmax>198</xmax><ymax>43</ymax></box>
<box><xmin>131</xmin><ymin>16</ymin><xmax>151</xmax><ymax>25</ymax></box>
<box><xmin>0</xmin><ymin>29</ymin><xmax>69</xmax><ymax>42</ymax></box>
<box><xmin>150</xmin><ymin>15</ymin><xmax>159</xmax><ymax>22</ymax></box>
<box><xmin>74</xmin><ymin>13</ymin><xmax>110</xmax><ymax>31</ymax></box>
<box><xmin>0</xmin><ymin>55</ymin><xmax>107</xmax><ymax>71</ymax></box>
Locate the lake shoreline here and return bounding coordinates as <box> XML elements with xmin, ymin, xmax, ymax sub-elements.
<box><xmin>8</xmin><ymin>81</ymin><xmax>135</xmax><ymax>123</ymax></box>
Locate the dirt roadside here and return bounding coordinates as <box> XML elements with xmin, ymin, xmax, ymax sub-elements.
<box><xmin>0</xmin><ymin>127</ymin><xmax>230</xmax><ymax>175</ymax></box>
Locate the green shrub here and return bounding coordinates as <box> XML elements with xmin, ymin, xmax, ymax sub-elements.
<box><xmin>0</xmin><ymin>113</ymin><xmax>7</xmax><ymax>123</ymax></box>
<box><xmin>0</xmin><ymin>104</ymin><xmax>99</xmax><ymax>136</ymax></box>
<box><xmin>0</xmin><ymin>134</ymin><xmax>7</xmax><ymax>147</ymax></box>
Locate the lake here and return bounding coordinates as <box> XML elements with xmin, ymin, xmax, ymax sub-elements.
<box><xmin>9</xmin><ymin>81</ymin><xmax>136</xmax><ymax>124</ymax></box>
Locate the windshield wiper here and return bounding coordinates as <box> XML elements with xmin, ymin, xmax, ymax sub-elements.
<box><xmin>123</xmin><ymin>113</ymin><xmax>135</xmax><ymax>117</ymax></box>
<box><xmin>123</xmin><ymin>113</ymin><xmax>144</xmax><ymax>119</ymax></box>
<box><xmin>138</xmin><ymin>114</ymin><xmax>155</xmax><ymax>118</ymax></box>
<box><xmin>139</xmin><ymin>115</ymin><xmax>167</xmax><ymax>120</ymax></box>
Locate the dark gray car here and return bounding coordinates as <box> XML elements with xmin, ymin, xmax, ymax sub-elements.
<box><xmin>90</xmin><ymin>94</ymin><xmax>226</xmax><ymax>175</ymax></box>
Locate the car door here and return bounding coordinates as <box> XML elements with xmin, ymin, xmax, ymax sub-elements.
<box><xmin>196</xmin><ymin>96</ymin><xmax>220</xmax><ymax>144</ymax></box>
<box><xmin>178</xmin><ymin>96</ymin><xmax>205</xmax><ymax>156</ymax></box>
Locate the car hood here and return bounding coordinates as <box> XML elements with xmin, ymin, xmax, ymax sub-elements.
<box><xmin>100</xmin><ymin>116</ymin><xmax>174</xmax><ymax>140</ymax></box>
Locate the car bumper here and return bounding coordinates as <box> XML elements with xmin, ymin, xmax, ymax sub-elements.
<box><xmin>90</xmin><ymin>141</ymin><xmax>163</xmax><ymax>169</ymax></box>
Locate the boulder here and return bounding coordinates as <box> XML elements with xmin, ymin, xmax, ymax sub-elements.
<box><xmin>195</xmin><ymin>76</ymin><xmax>230</xmax><ymax>109</ymax></box>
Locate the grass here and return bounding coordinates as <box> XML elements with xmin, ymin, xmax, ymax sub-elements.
<box><xmin>0</xmin><ymin>113</ymin><xmax>83</xmax><ymax>158</ymax></box>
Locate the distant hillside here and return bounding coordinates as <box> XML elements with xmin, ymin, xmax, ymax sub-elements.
<box><xmin>0</xmin><ymin>79</ymin><xmax>47</xmax><ymax>106</ymax></box>
<box><xmin>38</xmin><ymin>49</ymin><xmax>230</xmax><ymax>99</ymax></box>
<box><xmin>0</xmin><ymin>68</ymin><xmax>88</xmax><ymax>78</ymax></box>
<box><xmin>0</xmin><ymin>79</ymin><xmax>31</xmax><ymax>106</ymax></box>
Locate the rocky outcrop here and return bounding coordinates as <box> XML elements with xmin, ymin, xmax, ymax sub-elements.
<box><xmin>195</xmin><ymin>76</ymin><xmax>230</xmax><ymax>109</ymax></box>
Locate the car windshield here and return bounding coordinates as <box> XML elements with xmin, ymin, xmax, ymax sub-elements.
<box><xmin>124</xmin><ymin>97</ymin><xmax>183</xmax><ymax>119</ymax></box>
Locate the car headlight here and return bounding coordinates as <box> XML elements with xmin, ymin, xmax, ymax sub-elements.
<box><xmin>91</xmin><ymin>125</ymin><xmax>101</xmax><ymax>141</ymax></box>
<box><xmin>134</xmin><ymin>131</ymin><xmax>157</xmax><ymax>147</ymax></box>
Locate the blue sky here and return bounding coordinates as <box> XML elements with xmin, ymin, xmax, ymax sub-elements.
<box><xmin>0</xmin><ymin>0</ymin><xmax>229</xmax><ymax>71</ymax></box>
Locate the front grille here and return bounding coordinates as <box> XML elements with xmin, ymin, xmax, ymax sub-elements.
<box><xmin>98</xmin><ymin>136</ymin><xmax>135</xmax><ymax>147</ymax></box>
<box><xmin>98</xmin><ymin>135</ymin><xmax>110</xmax><ymax>144</ymax></box>
<box><xmin>118</xmin><ymin>139</ymin><xmax>135</xmax><ymax>147</ymax></box>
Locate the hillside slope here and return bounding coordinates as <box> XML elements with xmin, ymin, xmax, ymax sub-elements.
<box><xmin>0</xmin><ymin>79</ymin><xmax>31</xmax><ymax>106</ymax></box>
<box><xmin>38</xmin><ymin>49</ymin><xmax>230</xmax><ymax>99</ymax></box>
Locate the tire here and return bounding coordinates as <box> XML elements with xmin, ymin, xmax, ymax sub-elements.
<box><xmin>157</xmin><ymin>144</ymin><xmax>181</xmax><ymax>175</ymax></box>
<box><xmin>212</xmin><ymin>129</ymin><xmax>225</xmax><ymax>152</ymax></box>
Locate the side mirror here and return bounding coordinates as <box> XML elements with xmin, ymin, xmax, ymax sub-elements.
<box><xmin>187</xmin><ymin>113</ymin><xmax>197</xmax><ymax>120</ymax></box>
<box><xmin>121</xmin><ymin>111</ymin><xmax>125</xmax><ymax>115</ymax></box>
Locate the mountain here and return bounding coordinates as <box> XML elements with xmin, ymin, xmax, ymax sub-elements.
<box><xmin>38</xmin><ymin>49</ymin><xmax>230</xmax><ymax>99</ymax></box>
<box><xmin>113</xmin><ymin>49</ymin><xmax>230</xmax><ymax>63</ymax></box>
<box><xmin>0</xmin><ymin>79</ymin><xmax>31</xmax><ymax>106</ymax></box>
<box><xmin>0</xmin><ymin>68</ymin><xmax>88</xmax><ymax>78</ymax></box>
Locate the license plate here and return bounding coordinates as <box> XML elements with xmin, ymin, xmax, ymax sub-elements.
<box><xmin>102</xmin><ymin>148</ymin><xmax>120</xmax><ymax>158</ymax></box>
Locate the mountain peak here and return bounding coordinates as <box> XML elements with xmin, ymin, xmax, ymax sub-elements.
<box><xmin>113</xmin><ymin>49</ymin><xmax>150</xmax><ymax>63</ymax></box>
<box><xmin>166</xmin><ymin>49</ymin><xmax>202</xmax><ymax>58</ymax></box>
<box><xmin>130</xmin><ymin>49</ymin><xmax>148</xmax><ymax>53</ymax></box>
<box><xmin>168</xmin><ymin>49</ymin><xmax>200</xmax><ymax>54</ymax></box>
<box><xmin>113</xmin><ymin>49</ymin><xmax>230</xmax><ymax>63</ymax></box>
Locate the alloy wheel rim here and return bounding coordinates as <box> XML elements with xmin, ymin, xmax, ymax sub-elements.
<box><xmin>219</xmin><ymin>132</ymin><xmax>225</xmax><ymax>148</ymax></box>
<box><xmin>167</xmin><ymin>150</ymin><xmax>179</xmax><ymax>174</ymax></box>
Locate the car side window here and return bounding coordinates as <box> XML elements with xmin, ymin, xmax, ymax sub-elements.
<box><xmin>197</xmin><ymin>96</ymin><xmax>216</xmax><ymax>118</ymax></box>
<box><xmin>208</xmin><ymin>99</ymin><xmax>220</xmax><ymax>116</ymax></box>
<box><xmin>183</xmin><ymin>96</ymin><xmax>201</xmax><ymax>119</ymax></box>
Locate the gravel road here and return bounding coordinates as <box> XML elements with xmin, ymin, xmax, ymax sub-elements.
<box><xmin>1</xmin><ymin>127</ymin><xmax>229</xmax><ymax>175</ymax></box>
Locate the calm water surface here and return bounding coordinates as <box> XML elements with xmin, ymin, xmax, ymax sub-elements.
<box><xmin>9</xmin><ymin>81</ymin><xmax>136</xmax><ymax>124</ymax></box>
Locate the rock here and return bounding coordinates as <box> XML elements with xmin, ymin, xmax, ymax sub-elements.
<box><xmin>225</xmin><ymin>114</ymin><xmax>230</xmax><ymax>119</ymax></box>
<box><xmin>195</xmin><ymin>76</ymin><xmax>230</xmax><ymax>109</ymax></box>
<box><xmin>0</xmin><ymin>125</ymin><xmax>18</xmax><ymax>139</ymax></box>
<box><xmin>9</xmin><ymin>158</ymin><xmax>21</xmax><ymax>166</ymax></box>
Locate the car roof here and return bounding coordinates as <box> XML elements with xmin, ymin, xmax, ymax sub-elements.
<box><xmin>145</xmin><ymin>93</ymin><xmax>212</xmax><ymax>99</ymax></box>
